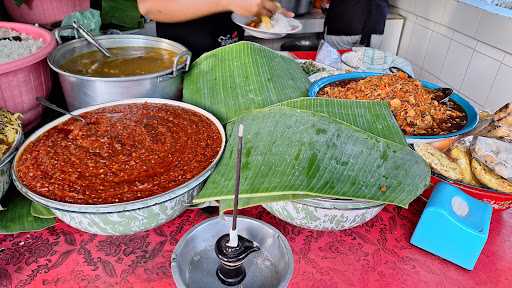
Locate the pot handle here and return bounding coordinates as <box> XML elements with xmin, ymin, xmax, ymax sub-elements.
<box><xmin>158</xmin><ymin>51</ymin><xmax>192</xmax><ymax>82</ymax></box>
<box><xmin>53</xmin><ymin>25</ymin><xmax>77</xmax><ymax>45</ymax></box>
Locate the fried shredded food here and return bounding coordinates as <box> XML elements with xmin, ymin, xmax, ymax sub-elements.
<box><xmin>318</xmin><ymin>72</ymin><xmax>467</xmax><ymax>136</ymax></box>
<box><xmin>0</xmin><ymin>108</ymin><xmax>22</xmax><ymax>158</ymax></box>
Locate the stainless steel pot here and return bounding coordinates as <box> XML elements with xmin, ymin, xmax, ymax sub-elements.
<box><xmin>48</xmin><ymin>32</ymin><xmax>191</xmax><ymax>110</ymax></box>
<box><xmin>279</xmin><ymin>0</ymin><xmax>312</xmax><ymax>16</ymax></box>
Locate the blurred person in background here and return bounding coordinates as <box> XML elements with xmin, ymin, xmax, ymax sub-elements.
<box><xmin>323</xmin><ymin>0</ymin><xmax>389</xmax><ymax>49</ymax></box>
<box><xmin>137</xmin><ymin>0</ymin><xmax>293</xmax><ymax>60</ymax></box>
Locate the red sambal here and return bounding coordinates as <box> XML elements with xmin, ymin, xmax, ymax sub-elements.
<box><xmin>16</xmin><ymin>103</ymin><xmax>222</xmax><ymax>205</ymax></box>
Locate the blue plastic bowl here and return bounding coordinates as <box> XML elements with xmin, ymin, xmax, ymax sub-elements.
<box><xmin>308</xmin><ymin>72</ymin><xmax>479</xmax><ymax>143</ymax></box>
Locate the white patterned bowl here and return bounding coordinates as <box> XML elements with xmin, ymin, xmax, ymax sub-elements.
<box><xmin>11</xmin><ymin>98</ymin><xmax>225</xmax><ymax>235</ymax></box>
<box><xmin>0</xmin><ymin>131</ymin><xmax>23</xmax><ymax>202</ymax></box>
<box><xmin>264</xmin><ymin>198</ymin><xmax>385</xmax><ymax>231</ymax></box>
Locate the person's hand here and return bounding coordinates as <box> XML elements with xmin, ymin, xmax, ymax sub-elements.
<box><xmin>227</xmin><ymin>0</ymin><xmax>294</xmax><ymax>18</ymax></box>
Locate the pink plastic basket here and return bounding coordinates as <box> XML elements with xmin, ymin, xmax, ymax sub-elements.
<box><xmin>3</xmin><ymin>0</ymin><xmax>90</xmax><ymax>25</ymax></box>
<box><xmin>0</xmin><ymin>22</ymin><xmax>56</xmax><ymax>131</ymax></box>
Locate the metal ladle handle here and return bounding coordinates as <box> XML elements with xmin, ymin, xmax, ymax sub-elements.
<box><xmin>36</xmin><ymin>97</ymin><xmax>84</xmax><ymax>122</ymax></box>
<box><xmin>71</xmin><ymin>20</ymin><xmax>112</xmax><ymax>57</ymax></box>
<box><xmin>388</xmin><ymin>66</ymin><xmax>413</xmax><ymax>78</ymax></box>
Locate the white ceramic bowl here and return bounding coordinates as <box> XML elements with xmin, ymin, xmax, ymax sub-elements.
<box><xmin>264</xmin><ymin>198</ymin><xmax>385</xmax><ymax>231</ymax></box>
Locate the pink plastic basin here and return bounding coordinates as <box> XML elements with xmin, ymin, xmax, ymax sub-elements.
<box><xmin>3</xmin><ymin>0</ymin><xmax>90</xmax><ymax>25</ymax></box>
<box><xmin>0</xmin><ymin>21</ymin><xmax>56</xmax><ymax>131</ymax></box>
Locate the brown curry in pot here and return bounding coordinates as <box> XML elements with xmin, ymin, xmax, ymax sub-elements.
<box><xmin>60</xmin><ymin>46</ymin><xmax>178</xmax><ymax>77</ymax></box>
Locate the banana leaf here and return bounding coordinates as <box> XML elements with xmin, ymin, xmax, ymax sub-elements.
<box><xmin>31</xmin><ymin>202</ymin><xmax>56</xmax><ymax>218</ymax></box>
<box><xmin>102</xmin><ymin>0</ymin><xmax>144</xmax><ymax>30</ymax></box>
<box><xmin>194</xmin><ymin>106</ymin><xmax>430</xmax><ymax>209</ymax></box>
<box><xmin>0</xmin><ymin>190</ymin><xmax>55</xmax><ymax>234</ymax></box>
<box><xmin>274</xmin><ymin>98</ymin><xmax>406</xmax><ymax>146</ymax></box>
<box><xmin>217</xmin><ymin>98</ymin><xmax>408</xmax><ymax>210</ymax></box>
<box><xmin>183</xmin><ymin>41</ymin><xmax>310</xmax><ymax>124</ymax></box>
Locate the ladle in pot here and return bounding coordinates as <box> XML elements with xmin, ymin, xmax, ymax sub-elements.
<box><xmin>71</xmin><ymin>20</ymin><xmax>112</xmax><ymax>57</ymax></box>
<box><xmin>36</xmin><ymin>97</ymin><xmax>84</xmax><ymax>122</ymax></box>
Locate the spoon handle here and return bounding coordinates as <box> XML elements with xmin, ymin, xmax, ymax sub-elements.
<box><xmin>389</xmin><ymin>66</ymin><xmax>413</xmax><ymax>78</ymax></box>
<box><xmin>36</xmin><ymin>97</ymin><xmax>84</xmax><ymax>122</ymax></box>
<box><xmin>72</xmin><ymin>21</ymin><xmax>112</xmax><ymax>57</ymax></box>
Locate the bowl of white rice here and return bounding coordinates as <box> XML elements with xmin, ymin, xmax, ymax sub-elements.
<box><xmin>0</xmin><ymin>22</ymin><xmax>56</xmax><ymax>131</ymax></box>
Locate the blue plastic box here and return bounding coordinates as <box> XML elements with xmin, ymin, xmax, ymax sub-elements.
<box><xmin>410</xmin><ymin>182</ymin><xmax>492</xmax><ymax>270</ymax></box>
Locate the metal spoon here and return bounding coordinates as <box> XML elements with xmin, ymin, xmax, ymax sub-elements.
<box><xmin>388</xmin><ymin>66</ymin><xmax>414</xmax><ymax>78</ymax></box>
<box><xmin>36</xmin><ymin>97</ymin><xmax>85</xmax><ymax>122</ymax></box>
<box><xmin>72</xmin><ymin>20</ymin><xmax>112</xmax><ymax>57</ymax></box>
<box><xmin>388</xmin><ymin>66</ymin><xmax>454</xmax><ymax>103</ymax></box>
<box><xmin>432</xmin><ymin>87</ymin><xmax>454</xmax><ymax>103</ymax></box>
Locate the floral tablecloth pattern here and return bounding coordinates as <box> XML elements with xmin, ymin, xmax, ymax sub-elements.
<box><xmin>1</xmin><ymin>199</ymin><xmax>511</xmax><ymax>288</ymax></box>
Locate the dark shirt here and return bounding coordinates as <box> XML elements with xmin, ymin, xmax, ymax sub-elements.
<box><xmin>325</xmin><ymin>0</ymin><xmax>389</xmax><ymax>37</ymax></box>
<box><xmin>156</xmin><ymin>12</ymin><xmax>243</xmax><ymax>61</ymax></box>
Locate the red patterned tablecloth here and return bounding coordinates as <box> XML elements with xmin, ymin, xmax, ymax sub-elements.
<box><xmin>2</xmin><ymin>50</ymin><xmax>511</xmax><ymax>288</ymax></box>
<box><xmin>1</xmin><ymin>199</ymin><xmax>511</xmax><ymax>288</ymax></box>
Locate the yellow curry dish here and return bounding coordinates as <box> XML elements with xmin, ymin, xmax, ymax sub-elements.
<box><xmin>60</xmin><ymin>46</ymin><xmax>178</xmax><ymax>77</ymax></box>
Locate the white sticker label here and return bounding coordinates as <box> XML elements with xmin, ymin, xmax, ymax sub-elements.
<box><xmin>451</xmin><ymin>196</ymin><xmax>469</xmax><ymax>217</ymax></box>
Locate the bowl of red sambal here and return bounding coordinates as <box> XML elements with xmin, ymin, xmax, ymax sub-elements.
<box><xmin>11</xmin><ymin>98</ymin><xmax>225</xmax><ymax>235</ymax></box>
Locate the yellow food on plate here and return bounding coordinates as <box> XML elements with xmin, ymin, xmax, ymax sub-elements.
<box><xmin>448</xmin><ymin>145</ymin><xmax>480</xmax><ymax>186</ymax></box>
<box><xmin>494</xmin><ymin>103</ymin><xmax>512</xmax><ymax>126</ymax></box>
<box><xmin>471</xmin><ymin>158</ymin><xmax>512</xmax><ymax>193</ymax></box>
<box><xmin>483</xmin><ymin>125</ymin><xmax>512</xmax><ymax>141</ymax></box>
<box><xmin>0</xmin><ymin>108</ymin><xmax>22</xmax><ymax>158</ymax></box>
<box><xmin>430</xmin><ymin>138</ymin><xmax>457</xmax><ymax>152</ymax></box>
<box><xmin>261</xmin><ymin>16</ymin><xmax>272</xmax><ymax>30</ymax></box>
<box><xmin>414</xmin><ymin>143</ymin><xmax>463</xmax><ymax>181</ymax></box>
<box><xmin>481</xmin><ymin>103</ymin><xmax>512</xmax><ymax>141</ymax></box>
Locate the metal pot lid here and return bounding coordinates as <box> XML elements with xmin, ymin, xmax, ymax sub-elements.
<box><xmin>171</xmin><ymin>215</ymin><xmax>294</xmax><ymax>288</ymax></box>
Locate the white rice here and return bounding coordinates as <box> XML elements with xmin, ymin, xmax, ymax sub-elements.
<box><xmin>262</xmin><ymin>14</ymin><xmax>292</xmax><ymax>33</ymax></box>
<box><xmin>0</xmin><ymin>28</ymin><xmax>44</xmax><ymax>64</ymax></box>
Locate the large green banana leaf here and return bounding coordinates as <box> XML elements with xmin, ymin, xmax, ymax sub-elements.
<box><xmin>218</xmin><ymin>98</ymin><xmax>407</xmax><ymax>210</ymax></box>
<box><xmin>183</xmin><ymin>41</ymin><xmax>310</xmax><ymax>124</ymax></box>
<box><xmin>31</xmin><ymin>202</ymin><xmax>56</xmax><ymax>218</ymax></box>
<box><xmin>194</xmin><ymin>106</ymin><xmax>430</xmax><ymax>209</ymax></box>
<box><xmin>0</xmin><ymin>190</ymin><xmax>55</xmax><ymax>234</ymax></box>
<box><xmin>274</xmin><ymin>98</ymin><xmax>406</xmax><ymax>146</ymax></box>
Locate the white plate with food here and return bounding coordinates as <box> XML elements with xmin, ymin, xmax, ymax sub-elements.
<box><xmin>232</xmin><ymin>13</ymin><xmax>302</xmax><ymax>39</ymax></box>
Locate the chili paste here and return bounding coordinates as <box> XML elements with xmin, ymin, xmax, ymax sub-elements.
<box><xmin>16</xmin><ymin>103</ymin><xmax>222</xmax><ymax>205</ymax></box>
